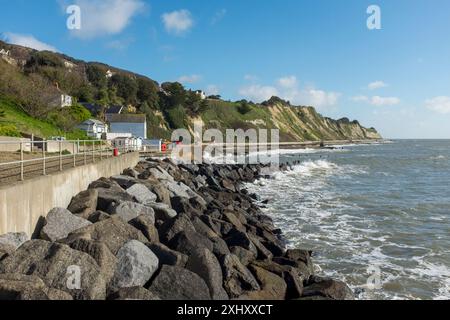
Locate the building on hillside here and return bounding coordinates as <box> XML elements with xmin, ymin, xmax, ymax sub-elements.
<box><xmin>77</xmin><ymin>119</ymin><xmax>108</xmax><ymax>139</ymax></box>
<box><xmin>195</xmin><ymin>90</ymin><xmax>207</xmax><ymax>100</ymax></box>
<box><xmin>50</xmin><ymin>94</ymin><xmax>73</xmax><ymax>108</ymax></box>
<box><xmin>0</xmin><ymin>49</ymin><xmax>10</xmax><ymax>56</ymax></box>
<box><xmin>106</xmin><ymin>70</ymin><xmax>114</xmax><ymax>78</ymax></box>
<box><xmin>111</xmin><ymin>136</ymin><xmax>143</xmax><ymax>151</ymax></box>
<box><xmin>108</xmin><ymin>114</ymin><xmax>147</xmax><ymax>139</ymax></box>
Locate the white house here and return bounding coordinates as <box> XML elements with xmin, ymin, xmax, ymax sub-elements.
<box><xmin>112</xmin><ymin>136</ymin><xmax>143</xmax><ymax>151</ymax></box>
<box><xmin>106</xmin><ymin>70</ymin><xmax>114</xmax><ymax>79</ymax></box>
<box><xmin>195</xmin><ymin>90</ymin><xmax>207</xmax><ymax>100</ymax></box>
<box><xmin>108</xmin><ymin>114</ymin><xmax>147</xmax><ymax>139</ymax></box>
<box><xmin>78</xmin><ymin>119</ymin><xmax>108</xmax><ymax>139</ymax></box>
<box><xmin>51</xmin><ymin>93</ymin><xmax>73</xmax><ymax>108</ymax></box>
<box><xmin>0</xmin><ymin>49</ymin><xmax>10</xmax><ymax>56</ymax></box>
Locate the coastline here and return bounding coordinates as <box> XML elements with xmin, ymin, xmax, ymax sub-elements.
<box><xmin>0</xmin><ymin>158</ymin><xmax>354</xmax><ymax>300</ymax></box>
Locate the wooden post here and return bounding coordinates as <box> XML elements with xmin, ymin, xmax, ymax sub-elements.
<box><xmin>59</xmin><ymin>141</ymin><xmax>63</xmax><ymax>171</ymax></box>
<box><xmin>43</xmin><ymin>141</ymin><xmax>46</xmax><ymax>176</ymax></box>
<box><xmin>20</xmin><ymin>142</ymin><xmax>24</xmax><ymax>181</ymax></box>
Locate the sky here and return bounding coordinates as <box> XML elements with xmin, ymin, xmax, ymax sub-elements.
<box><xmin>1</xmin><ymin>0</ymin><xmax>450</xmax><ymax>139</ymax></box>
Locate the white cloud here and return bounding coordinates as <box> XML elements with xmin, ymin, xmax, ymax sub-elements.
<box><xmin>239</xmin><ymin>77</ymin><xmax>340</xmax><ymax>110</ymax></box>
<box><xmin>162</xmin><ymin>9</ymin><xmax>194</xmax><ymax>35</ymax></box>
<box><xmin>211</xmin><ymin>9</ymin><xmax>227</xmax><ymax>25</ymax></box>
<box><xmin>425</xmin><ymin>96</ymin><xmax>450</xmax><ymax>114</ymax></box>
<box><xmin>69</xmin><ymin>0</ymin><xmax>145</xmax><ymax>39</ymax></box>
<box><xmin>244</xmin><ymin>74</ymin><xmax>259</xmax><ymax>82</ymax></box>
<box><xmin>368</xmin><ymin>80</ymin><xmax>388</xmax><ymax>90</ymax></box>
<box><xmin>370</xmin><ymin>96</ymin><xmax>401</xmax><ymax>106</ymax></box>
<box><xmin>205</xmin><ymin>85</ymin><xmax>220</xmax><ymax>96</ymax></box>
<box><xmin>277</xmin><ymin>76</ymin><xmax>298</xmax><ymax>89</ymax></box>
<box><xmin>177</xmin><ymin>74</ymin><xmax>202</xmax><ymax>84</ymax></box>
<box><xmin>239</xmin><ymin>85</ymin><xmax>279</xmax><ymax>102</ymax></box>
<box><xmin>352</xmin><ymin>95</ymin><xmax>400</xmax><ymax>106</ymax></box>
<box><xmin>2</xmin><ymin>32</ymin><xmax>58</xmax><ymax>52</ymax></box>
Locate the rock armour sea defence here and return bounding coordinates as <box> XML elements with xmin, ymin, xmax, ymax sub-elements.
<box><xmin>0</xmin><ymin>158</ymin><xmax>354</xmax><ymax>300</ymax></box>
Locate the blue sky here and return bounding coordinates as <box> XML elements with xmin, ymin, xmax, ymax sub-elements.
<box><xmin>1</xmin><ymin>0</ymin><xmax>450</xmax><ymax>138</ymax></box>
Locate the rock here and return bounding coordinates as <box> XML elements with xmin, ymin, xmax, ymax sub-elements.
<box><xmin>222</xmin><ymin>211</ymin><xmax>246</xmax><ymax>232</ymax></box>
<box><xmin>109</xmin><ymin>287</ymin><xmax>160</xmax><ymax>300</ymax></box>
<box><xmin>87</xmin><ymin>211</ymin><xmax>111</xmax><ymax>223</ymax></box>
<box><xmin>96</xmin><ymin>187</ymin><xmax>134</xmax><ymax>211</ymax></box>
<box><xmin>147</xmin><ymin>243</ymin><xmax>188</xmax><ymax>267</ymax></box>
<box><xmin>230</xmin><ymin>246</ymin><xmax>257</xmax><ymax>266</ymax></box>
<box><xmin>126</xmin><ymin>183</ymin><xmax>157</xmax><ymax>205</ymax></box>
<box><xmin>69</xmin><ymin>216</ymin><xmax>148</xmax><ymax>255</ymax></box>
<box><xmin>108</xmin><ymin>201</ymin><xmax>155</xmax><ymax>223</ymax></box>
<box><xmin>158</xmin><ymin>214</ymin><xmax>196</xmax><ymax>244</ymax></box>
<box><xmin>283</xmin><ymin>269</ymin><xmax>304</xmax><ymax>299</ymax></box>
<box><xmin>89</xmin><ymin>177</ymin><xmax>122</xmax><ymax>190</ymax></box>
<box><xmin>148</xmin><ymin>202</ymin><xmax>177</xmax><ymax>221</ymax></box>
<box><xmin>67</xmin><ymin>189</ymin><xmax>98</xmax><ymax>219</ymax></box>
<box><xmin>122</xmin><ymin>168</ymin><xmax>139</xmax><ymax>178</ymax></box>
<box><xmin>149</xmin><ymin>265</ymin><xmax>211</xmax><ymax>300</ymax></box>
<box><xmin>150</xmin><ymin>184</ymin><xmax>171</xmax><ymax>206</ymax></box>
<box><xmin>192</xmin><ymin>216</ymin><xmax>220</xmax><ymax>239</ymax></box>
<box><xmin>111</xmin><ymin>240</ymin><xmax>159</xmax><ymax>290</ymax></box>
<box><xmin>67</xmin><ymin>238</ymin><xmax>117</xmax><ymax>285</ymax></box>
<box><xmin>148</xmin><ymin>167</ymin><xmax>174</xmax><ymax>182</ymax></box>
<box><xmin>0</xmin><ymin>240</ymin><xmax>106</xmax><ymax>300</ymax></box>
<box><xmin>242</xmin><ymin>265</ymin><xmax>287</xmax><ymax>300</ymax></box>
<box><xmin>46</xmin><ymin>288</ymin><xmax>74</xmax><ymax>300</ymax></box>
<box><xmin>129</xmin><ymin>215</ymin><xmax>159</xmax><ymax>243</ymax></box>
<box><xmin>302</xmin><ymin>276</ymin><xmax>354</xmax><ymax>300</ymax></box>
<box><xmin>0</xmin><ymin>233</ymin><xmax>28</xmax><ymax>252</ymax></box>
<box><xmin>186</xmin><ymin>248</ymin><xmax>229</xmax><ymax>300</ymax></box>
<box><xmin>220</xmin><ymin>254</ymin><xmax>260</xmax><ymax>298</ymax></box>
<box><xmin>169</xmin><ymin>230</ymin><xmax>214</xmax><ymax>256</ymax></box>
<box><xmin>247</xmin><ymin>234</ymin><xmax>273</xmax><ymax>260</ymax></box>
<box><xmin>0</xmin><ymin>274</ymin><xmax>49</xmax><ymax>300</ymax></box>
<box><xmin>224</xmin><ymin>229</ymin><xmax>257</xmax><ymax>255</ymax></box>
<box><xmin>281</xmin><ymin>249</ymin><xmax>315</xmax><ymax>279</ymax></box>
<box><xmin>40</xmin><ymin>208</ymin><xmax>92</xmax><ymax>242</ymax></box>
<box><xmin>111</xmin><ymin>175</ymin><xmax>139</xmax><ymax>189</ymax></box>
<box><xmin>210</xmin><ymin>236</ymin><xmax>231</xmax><ymax>257</ymax></box>
<box><xmin>221</xmin><ymin>179</ymin><xmax>236</xmax><ymax>192</ymax></box>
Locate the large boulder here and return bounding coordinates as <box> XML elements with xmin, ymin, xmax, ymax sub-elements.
<box><xmin>0</xmin><ymin>232</ymin><xmax>28</xmax><ymax>255</ymax></box>
<box><xmin>67</xmin><ymin>238</ymin><xmax>117</xmax><ymax>285</ymax></box>
<box><xmin>40</xmin><ymin>208</ymin><xmax>92</xmax><ymax>242</ymax></box>
<box><xmin>0</xmin><ymin>240</ymin><xmax>106</xmax><ymax>300</ymax></box>
<box><xmin>69</xmin><ymin>216</ymin><xmax>148</xmax><ymax>255</ymax></box>
<box><xmin>158</xmin><ymin>214</ymin><xmax>196</xmax><ymax>244</ymax></box>
<box><xmin>186</xmin><ymin>248</ymin><xmax>229</xmax><ymax>300</ymax></box>
<box><xmin>108</xmin><ymin>201</ymin><xmax>155</xmax><ymax>223</ymax></box>
<box><xmin>169</xmin><ymin>230</ymin><xmax>214</xmax><ymax>256</ymax></box>
<box><xmin>111</xmin><ymin>240</ymin><xmax>159</xmax><ymax>290</ymax></box>
<box><xmin>67</xmin><ymin>189</ymin><xmax>98</xmax><ymax>219</ymax></box>
<box><xmin>148</xmin><ymin>202</ymin><xmax>177</xmax><ymax>221</ymax></box>
<box><xmin>150</xmin><ymin>184</ymin><xmax>171</xmax><ymax>206</ymax></box>
<box><xmin>241</xmin><ymin>265</ymin><xmax>287</xmax><ymax>300</ymax></box>
<box><xmin>220</xmin><ymin>254</ymin><xmax>260</xmax><ymax>298</ymax></box>
<box><xmin>126</xmin><ymin>184</ymin><xmax>157</xmax><ymax>205</ymax></box>
<box><xmin>129</xmin><ymin>215</ymin><xmax>159</xmax><ymax>243</ymax></box>
<box><xmin>302</xmin><ymin>276</ymin><xmax>354</xmax><ymax>300</ymax></box>
<box><xmin>149</xmin><ymin>265</ymin><xmax>211</xmax><ymax>300</ymax></box>
<box><xmin>147</xmin><ymin>243</ymin><xmax>188</xmax><ymax>267</ymax></box>
<box><xmin>0</xmin><ymin>274</ymin><xmax>49</xmax><ymax>300</ymax></box>
<box><xmin>96</xmin><ymin>188</ymin><xmax>134</xmax><ymax>211</ymax></box>
<box><xmin>111</xmin><ymin>175</ymin><xmax>139</xmax><ymax>189</ymax></box>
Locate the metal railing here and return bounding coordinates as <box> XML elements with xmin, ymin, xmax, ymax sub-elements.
<box><xmin>0</xmin><ymin>140</ymin><xmax>137</xmax><ymax>183</ymax></box>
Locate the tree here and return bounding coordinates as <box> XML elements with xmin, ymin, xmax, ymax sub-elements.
<box><xmin>160</xmin><ymin>82</ymin><xmax>186</xmax><ymax>108</ymax></box>
<box><xmin>237</xmin><ymin>101</ymin><xmax>252</xmax><ymax>114</ymax></box>
<box><xmin>111</xmin><ymin>74</ymin><xmax>138</xmax><ymax>105</ymax></box>
<box><xmin>0</xmin><ymin>109</ymin><xmax>5</xmax><ymax>119</ymax></box>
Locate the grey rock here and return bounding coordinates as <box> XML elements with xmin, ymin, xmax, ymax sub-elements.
<box><xmin>241</xmin><ymin>265</ymin><xmax>287</xmax><ymax>300</ymax></box>
<box><xmin>40</xmin><ymin>208</ymin><xmax>92</xmax><ymax>242</ymax></box>
<box><xmin>302</xmin><ymin>276</ymin><xmax>354</xmax><ymax>300</ymax></box>
<box><xmin>147</xmin><ymin>243</ymin><xmax>188</xmax><ymax>267</ymax></box>
<box><xmin>129</xmin><ymin>215</ymin><xmax>159</xmax><ymax>243</ymax></box>
<box><xmin>148</xmin><ymin>167</ymin><xmax>174</xmax><ymax>182</ymax></box>
<box><xmin>67</xmin><ymin>189</ymin><xmax>98</xmax><ymax>219</ymax></box>
<box><xmin>87</xmin><ymin>211</ymin><xmax>111</xmax><ymax>223</ymax></box>
<box><xmin>150</xmin><ymin>184</ymin><xmax>171</xmax><ymax>206</ymax></box>
<box><xmin>148</xmin><ymin>202</ymin><xmax>177</xmax><ymax>221</ymax></box>
<box><xmin>111</xmin><ymin>175</ymin><xmax>139</xmax><ymax>189</ymax></box>
<box><xmin>169</xmin><ymin>230</ymin><xmax>214</xmax><ymax>256</ymax></box>
<box><xmin>149</xmin><ymin>265</ymin><xmax>211</xmax><ymax>300</ymax></box>
<box><xmin>111</xmin><ymin>240</ymin><xmax>159</xmax><ymax>290</ymax></box>
<box><xmin>108</xmin><ymin>201</ymin><xmax>155</xmax><ymax>223</ymax></box>
<box><xmin>0</xmin><ymin>240</ymin><xmax>106</xmax><ymax>300</ymax></box>
<box><xmin>230</xmin><ymin>246</ymin><xmax>257</xmax><ymax>266</ymax></box>
<box><xmin>96</xmin><ymin>187</ymin><xmax>134</xmax><ymax>211</ymax></box>
<box><xmin>122</xmin><ymin>168</ymin><xmax>139</xmax><ymax>178</ymax></box>
<box><xmin>126</xmin><ymin>183</ymin><xmax>157</xmax><ymax>205</ymax></box>
<box><xmin>0</xmin><ymin>232</ymin><xmax>28</xmax><ymax>251</ymax></box>
<box><xmin>159</xmin><ymin>214</ymin><xmax>196</xmax><ymax>244</ymax></box>
<box><xmin>0</xmin><ymin>274</ymin><xmax>49</xmax><ymax>300</ymax></box>
<box><xmin>186</xmin><ymin>248</ymin><xmax>229</xmax><ymax>300</ymax></box>
<box><xmin>220</xmin><ymin>254</ymin><xmax>260</xmax><ymax>298</ymax></box>
<box><xmin>69</xmin><ymin>216</ymin><xmax>149</xmax><ymax>255</ymax></box>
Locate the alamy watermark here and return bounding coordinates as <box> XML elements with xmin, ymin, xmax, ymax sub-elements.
<box><xmin>367</xmin><ymin>5</ymin><xmax>382</xmax><ymax>30</ymax></box>
<box><xmin>66</xmin><ymin>5</ymin><xmax>81</xmax><ymax>30</ymax></box>
<box><xmin>171</xmin><ymin>124</ymin><xmax>280</xmax><ymax>168</ymax></box>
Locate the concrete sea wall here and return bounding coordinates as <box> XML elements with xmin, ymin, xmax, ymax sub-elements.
<box><xmin>0</xmin><ymin>152</ymin><xmax>139</xmax><ymax>236</ymax></box>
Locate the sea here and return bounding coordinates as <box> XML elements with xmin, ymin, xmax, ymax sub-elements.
<box><xmin>241</xmin><ymin>140</ymin><xmax>450</xmax><ymax>300</ymax></box>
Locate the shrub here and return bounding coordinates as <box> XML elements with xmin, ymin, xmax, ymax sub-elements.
<box><xmin>0</xmin><ymin>124</ymin><xmax>21</xmax><ymax>137</ymax></box>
